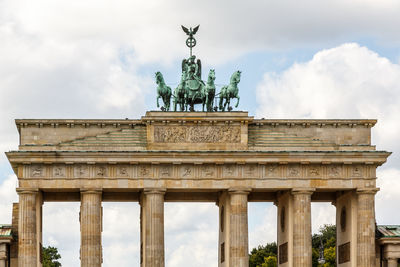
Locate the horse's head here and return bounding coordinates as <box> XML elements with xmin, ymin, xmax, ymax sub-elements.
<box><xmin>208</xmin><ymin>69</ymin><xmax>216</xmax><ymax>83</ymax></box>
<box><xmin>231</xmin><ymin>70</ymin><xmax>241</xmax><ymax>84</ymax></box>
<box><xmin>155</xmin><ymin>71</ymin><xmax>164</xmax><ymax>84</ymax></box>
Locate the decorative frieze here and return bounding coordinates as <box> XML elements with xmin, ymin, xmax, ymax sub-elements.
<box><xmin>22</xmin><ymin>163</ymin><xmax>376</xmax><ymax>180</ymax></box>
<box><xmin>154</xmin><ymin>125</ymin><xmax>241</xmax><ymax>143</ymax></box>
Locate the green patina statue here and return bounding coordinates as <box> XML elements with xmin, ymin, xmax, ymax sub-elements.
<box><xmin>155</xmin><ymin>25</ymin><xmax>241</xmax><ymax>112</ymax></box>
<box><xmin>219</xmin><ymin>70</ymin><xmax>241</xmax><ymax>111</ymax></box>
<box><xmin>155</xmin><ymin>71</ymin><xmax>172</xmax><ymax>111</ymax></box>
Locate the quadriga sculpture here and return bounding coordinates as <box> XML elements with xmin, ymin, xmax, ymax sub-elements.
<box><xmin>155</xmin><ymin>71</ymin><xmax>172</xmax><ymax>111</ymax></box>
<box><xmin>219</xmin><ymin>70</ymin><xmax>241</xmax><ymax>111</ymax></box>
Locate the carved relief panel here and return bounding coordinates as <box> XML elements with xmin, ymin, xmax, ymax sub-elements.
<box><xmin>264</xmin><ymin>164</ymin><xmax>279</xmax><ymax>178</ymax></box>
<box><xmin>200</xmin><ymin>164</ymin><xmax>215</xmax><ymax>178</ymax></box>
<box><xmin>287</xmin><ymin>164</ymin><xmax>301</xmax><ymax>178</ymax></box>
<box><xmin>180</xmin><ymin>165</ymin><xmax>194</xmax><ymax>178</ymax></box>
<box><xmin>30</xmin><ymin>165</ymin><xmax>44</xmax><ymax>178</ymax></box>
<box><xmin>117</xmin><ymin>165</ymin><xmax>130</xmax><ymax>178</ymax></box>
<box><xmin>53</xmin><ymin>165</ymin><xmax>66</xmax><ymax>178</ymax></box>
<box><xmin>138</xmin><ymin>165</ymin><xmax>152</xmax><ymax>178</ymax></box>
<box><xmin>307</xmin><ymin>165</ymin><xmax>321</xmax><ymax>178</ymax></box>
<box><xmin>95</xmin><ymin>165</ymin><xmax>108</xmax><ymax>178</ymax></box>
<box><xmin>327</xmin><ymin>165</ymin><xmax>343</xmax><ymax>178</ymax></box>
<box><xmin>159</xmin><ymin>165</ymin><xmax>172</xmax><ymax>178</ymax></box>
<box><xmin>351</xmin><ymin>165</ymin><xmax>363</xmax><ymax>178</ymax></box>
<box><xmin>154</xmin><ymin>125</ymin><xmax>241</xmax><ymax>143</ymax></box>
<box><xmin>243</xmin><ymin>164</ymin><xmax>259</xmax><ymax>178</ymax></box>
<box><xmin>222</xmin><ymin>164</ymin><xmax>238</xmax><ymax>178</ymax></box>
<box><xmin>74</xmin><ymin>164</ymin><xmax>88</xmax><ymax>178</ymax></box>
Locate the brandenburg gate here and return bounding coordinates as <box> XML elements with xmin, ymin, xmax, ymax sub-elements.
<box><xmin>6</xmin><ymin>111</ymin><xmax>390</xmax><ymax>267</ymax></box>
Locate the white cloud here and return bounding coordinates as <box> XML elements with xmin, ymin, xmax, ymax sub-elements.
<box><xmin>1</xmin><ymin>0</ymin><xmax>400</xmax><ymax>66</ymax></box>
<box><xmin>257</xmin><ymin>43</ymin><xmax>400</xmax><ymax>163</ymax></box>
<box><xmin>0</xmin><ymin>174</ymin><xmax>18</xmax><ymax>224</ymax></box>
<box><xmin>165</xmin><ymin>203</ymin><xmax>218</xmax><ymax>267</ymax></box>
<box><xmin>311</xmin><ymin>203</ymin><xmax>336</xmax><ymax>234</ymax></box>
<box><xmin>102</xmin><ymin>203</ymin><xmax>140</xmax><ymax>267</ymax></box>
<box><xmin>376</xmin><ymin>168</ymin><xmax>400</xmax><ymax>224</ymax></box>
<box><xmin>43</xmin><ymin>203</ymin><xmax>80</xmax><ymax>267</ymax></box>
<box><xmin>256</xmin><ymin>42</ymin><xmax>400</xmax><ymax>226</ymax></box>
<box><xmin>248</xmin><ymin>203</ymin><xmax>277</xmax><ymax>249</ymax></box>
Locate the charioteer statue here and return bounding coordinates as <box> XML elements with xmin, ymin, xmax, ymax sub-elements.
<box><xmin>156</xmin><ymin>25</ymin><xmax>241</xmax><ymax>112</ymax></box>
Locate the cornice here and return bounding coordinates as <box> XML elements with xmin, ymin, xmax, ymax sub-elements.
<box><xmin>6</xmin><ymin>150</ymin><xmax>391</xmax><ymax>166</ymax></box>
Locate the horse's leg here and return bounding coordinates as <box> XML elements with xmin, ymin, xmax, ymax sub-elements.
<box><xmin>219</xmin><ymin>96</ymin><xmax>223</xmax><ymax>111</ymax></box>
<box><xmin>209</xmin><ymin>92</ymin><xmax>214</xmax><ymax>111</ymax></box>
<box><xmin>203</xmin><ymin>94</ymin><xmax>207</xmax><ymax>112</ymax></box>
<box><xmin>235</xmin><ymin>96</ymin><xmax>240</xmax><ymax>108</ymax></box>
<box><xmin>225</xmin><ymin>98</ymin><xmax>230</xmax><ymax>111</ymax></box>
<box><xmin>162</xmin><ymin>96</ymin><xmax>167</xmax><ymax>111</ymax></box>
<box><xmin>156</xmin><ymin>95</ymin><xmax>160</xmax><ymax>108</ymax></box>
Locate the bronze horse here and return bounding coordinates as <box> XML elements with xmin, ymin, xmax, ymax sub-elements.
<box><xmin>219</xmin><ymin>71</ymin><xmax>241</xmax><ymax>111</ymax></box>
<box><xmin>156</xmin><ymin>71</ymin><xmax>172</xmax><ymax>111</ymax></box>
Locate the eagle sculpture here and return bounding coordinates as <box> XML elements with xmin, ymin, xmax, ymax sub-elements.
<box><xmin>181</xmin><ymin>25</ymin><xmax>200</xmax><ymax>37</ymax></box>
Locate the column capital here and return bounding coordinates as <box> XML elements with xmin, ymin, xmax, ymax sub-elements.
<box><xmin>80</xmin><ymin>188</ymin><xmax>102</xmax><ymax>194</ymax></box>
<box><xmin>291</xmin><ymin>188</ymin><xmax>315</xmax><ymax>195</ymax></box>
<box><xmin>228</xmin><ymin>187</ymin><xmax>251</xmax><ymax>195</ymax></box>
<box><xmin>356</xmin><ymin>188</ymin><xmax>379</xmax><ymax>195</ymax></box>
<box><xmin>16</xmin><ymin>188</ymin><xmax>39</xmax><ymax>195</ymax></box>
<box><xmin>143</xmin><ymin>188</ymin><xmax>166</xmax><ymax>195</ymax></box>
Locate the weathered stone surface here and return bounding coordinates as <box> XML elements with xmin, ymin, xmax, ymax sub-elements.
<box><xmin>80</xmin><ymin>190</ymin><xmax>102</xmax><ymax>267</ymax></box>
<box><xmin>357</xmin><ymin>189</ymin><xmax>378</xmax><ymax>267</ymax></box>
<box><xmin>228</xmin><ymin>189</ymin><xmax>250</xmax><ymax>267</ymax></box>
<box><xmin>292</xmin><ymin>189</ymin><xmax>313</xmax><ymax>267</ymax></box>
<box><xmin>141</xmin><ymin>189</ymin><xmax>166</xmax><ymax>267</ymax></box>
<box><xmin>16</xmin><ymin>189</ymin><xmax>38</xmax><ymax>267</ymax></box>
<box><xmin>5</xmin><ymin>111</ymin><xmax>391</xmax><ymax>267</ymax></box>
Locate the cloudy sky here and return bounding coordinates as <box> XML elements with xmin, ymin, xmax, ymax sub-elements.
<box><xmin>1</xmin><ymin>0</ymin><xmax>400</xmax><ymax>266</ymax></box>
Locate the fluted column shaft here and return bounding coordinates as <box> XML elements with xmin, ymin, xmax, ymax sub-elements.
<box><xmin>387</xmin><ymin>258</ymin><xmax>398</xmax><ymax>267</ymax></box>
<box><xmin>80</xmin><ymin>190</ymin><xmax>102</xmax><ymax>267</ymax></box>
<box><xmin>143</xmin><ymin>189</ymin><xmax>166</xmax><ymax>267</ymax></box>
<box><xmin>0</xmin><ymin>243</ymin><xmax>7</xmax><ymax>267</ymax></box>
<box><xmin>292</xmin><ymin>189</ymin><xmax>313</xmax><ymax>267</ymax></box>
<box><xmin>17</xmin><ymin>189</ymin><xmax>38</xmax><ymax>267</ymax></box>
<box><xmin>229</xmin><ymin>189</ymin><xmax>250</xmax><ymax>267</ymax></box>
<box><xmin>357</xmin><ymin>189</ymin><xmax>378</xmax><ymax>267</ymax></box>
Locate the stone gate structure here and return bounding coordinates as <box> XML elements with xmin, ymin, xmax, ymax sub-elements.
<box><xmin>6</xmin><ymin>111</ymin><xmax>390</xmax><ymax>267</ymax></box>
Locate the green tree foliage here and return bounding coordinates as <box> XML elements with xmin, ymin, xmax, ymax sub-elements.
<box><xmin>261</xmin><ymin>255</ymin><xmax>277</xmax><ymax>267</ymax></box>
<box><xmin>312</xmin><ymin>224</ymin><xmax>336</xmax><ymax>267</ymax></box>
<box><xmin>249</xmin><ymin>242</ymin><xmax>277</xmax><ymax>267</ymax></box>
<box><xmin>42</xmin><ymin>246</ymin><xmax>62</xmax><ymax>267</ymax></box>
<box><xmin>250</xmin><ymin>224</ymin><xmax>337</xmax><ymax>267</ymax></box>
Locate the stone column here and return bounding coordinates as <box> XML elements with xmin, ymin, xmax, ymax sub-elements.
<box><xmin>292</xmin><ymin>189</ymin><xmax>313</xmax><ymax>267</ymax></box>
<box><xmin>80</xmin><ymin>189</ymin><xmax>102</xmax><ymax>267</ymax></box>
<box><xmin>17</xmin><ymin>188</ymin><xmax>39</xmax><ymax>267</ymax></box>
<box><xmin>357</xmin><ymin>189</ymin><xmax>378</xmax><ymax>267</ymax></box>
<box><xmin>387</xmin><ymin>258</ymin><xmax>398</xmax><ymax>267</ymax></box>
<box><xmin>142</xmin><ymin>188</ymin><xmax>166</xmax><ymax>267</ymax></box>
<box><xmin>0</xmin><ymin>243</ymin><xmax>7</xmax><ymax>267</ymax></box>
<box><xmin>228</xmin><ymin>188</ymin><xmax>250</xmax><ymax>267</ymax></box>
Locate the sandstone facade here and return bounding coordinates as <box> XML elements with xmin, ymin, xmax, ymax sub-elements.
<box><xmin>6</xmin><ymin>111</ymin><xmax>390</xmax><ymax>267</ymax></box>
